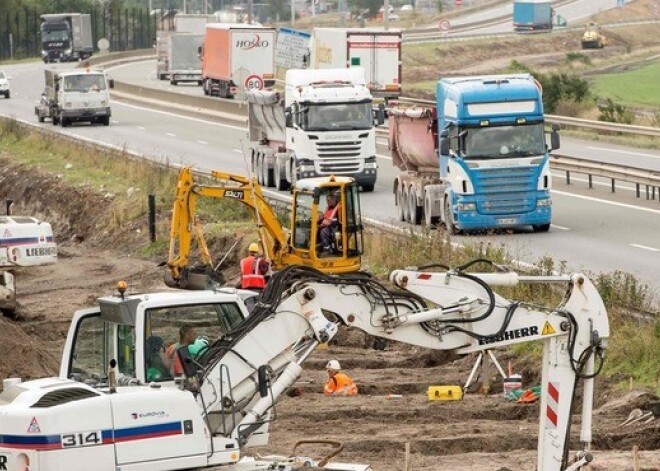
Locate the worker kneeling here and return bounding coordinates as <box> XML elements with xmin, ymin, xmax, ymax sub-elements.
<box><xmin>324</xmin><ymin>359</ymin><xmax>358</xmax><ymax>396</ymax></box>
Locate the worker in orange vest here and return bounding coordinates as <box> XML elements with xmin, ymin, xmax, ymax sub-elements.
<box><xmin>318</xmin><ymin>192</ymin><xmax>341</xmax><ymax>255</ymax></box>
<box><xmin>240</xmin><ymin>242</ymin><xmax>270</xmax><ymax>291</ymax></box>
<box><xmin>323</xmin><ymin>359</ymin><xmax>358</xmax><ymax>396</ymax></box>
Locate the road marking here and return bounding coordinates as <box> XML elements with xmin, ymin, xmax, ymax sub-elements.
<box><xmin>197</xmin><ymin>139</ymin><xmax>208</xmax><ymax>145</ymax></box>
<box><xmin>137</xmin><ymin>126</ymin><xmax>145</xmax><ymax>130</ymax></box>
<box><xmin>111</xmin><ymin>120</ymin><xmax>119</xmax><ymax>124</ymax></box>
<box><xmin>166</xmin><ymin>132</ymin><xmax>176</xmax><ymax>137</ymax></box>
<box><xmin>551</xmin><ymin>189</ymin><xmax>660</xmax><ymax>215</ymax></box>
<box><xmin>550</xmin><ymin>224</ymin><xmax>570</xmax><ymax>231</ymax></box>
<box><xmin>377</xmin><ymin>153</ymin><xmax>392</xmax><ymax>161</ymax></box>
<box><xmin>233</xmin><ymin>148</ymin><xmax>243</xmax><ymax>154</ymax></box>
<box><xmin>111</xmin><ymin>101</ymin><xmax>246</xmax><ymax>132</ymax></box>
<box><xmin>630</xmin><ymin>244</ymin><xmax>659</xmax><ymax>252</ymax></box>
<box><xmin>587</xmin><ymin>146</ymin><xmax>660</xmax><ymax>159</ymax></box>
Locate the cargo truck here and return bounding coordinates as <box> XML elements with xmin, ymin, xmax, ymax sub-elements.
<box><xmin>156</xmin><ymin>14</ymin><xmax>214</xmax><ymax>81</ymax></box>
<box><xmin>247</xmin><ymin>67</ymin><xmax>383</xmax><ymax>192</ymax></box>
<box><xmin>35</xmin><ymin>69</ymin><xmax>114</xmax><ymax>127</ymax></box>
<box><xmin>390</xmin><ymin>74</ymin><xmax>560</xmax><ymax>233</ymax></box>
<box><xmin>168</xmin><ymin>33</ymin><xmax>205</xmax><ymax>85</ymax></box>
<box><xmin>201</xmin><ymin>23</ymin><xmax>276</xmax><ymax>99</ymax></box>
<box><xmin>309</xmin><ymin>28</ymin><xmax>402</xmax><ymax>99</ymax></box>
<box><xmin>513</xmin><ymin>0</ymin><xmax>553</xmax><ymax>32</ymax></box>
<box><xmin>40</xmin><ymin>13</ymin><xmax>93</xmax><ymax>63</ymax></box>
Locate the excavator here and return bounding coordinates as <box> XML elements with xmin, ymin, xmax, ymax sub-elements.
<box><xmin>581</xmin><ymin>22</ymin><xmax>607</xmax><ymax>49</ymax></box>
<box><xmin>0</xmin><ymin>261</ymin><xmax>609</xmax><ymax>471</ymax></box>
<box><xmin>0</xmin><ymin>214</ymin><xmax>57</xmax><ymax>314</ymax></box>
<box><xmin>165</xmin><ymin>167</ymin><xmax>365</xmax><ymax>289</ymax></box>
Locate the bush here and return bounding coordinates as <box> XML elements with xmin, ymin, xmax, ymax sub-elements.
<box><xmin>564</xmin><ymin>52</ymin><xmax>591</xmax><ymax>65</ymax></box>
<box><xmin>597</xmin><ymin>98</ymin><xmax>634</xmax><ymax>124</ymax></box>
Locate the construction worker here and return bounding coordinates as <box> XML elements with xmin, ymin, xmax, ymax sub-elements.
<box><xmin>165</xmin><ymin>324</ymin><xmax>197</xmax><ymax>376</ymax></box>
<box><xmin>323</xmin><ymin>359</ymin><xmax>358</xmax><ymax>396</ymax></box>
<box><xmin>318</xmin><ymin>193</ymin><xmax>341</xmax><ymax>255</ymax></box>
<box><xmin>240</xmin><ymin>242</ymin><xmax>270</xmax><ymax>291</ymax></box>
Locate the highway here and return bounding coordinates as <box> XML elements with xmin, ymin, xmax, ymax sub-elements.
<box><xmin>2</xmin><ymin>59</ymin><xmax>660</xmax><ymax>292</ymax></box>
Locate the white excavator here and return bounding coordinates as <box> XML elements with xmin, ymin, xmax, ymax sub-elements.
<box><xmin>0</xmin><ymin>214</ymin><xmax>58</xmax><ymax>314</ymax></box>
<box><xmin>0</xmin><ymin>261</ymin><xmax>609</xmax><ymax>471</ymax></box>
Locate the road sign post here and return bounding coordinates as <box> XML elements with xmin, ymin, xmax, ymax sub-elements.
<box><xmin>244</xmin><ymin>74</ymin><xmax>264</xmax><ymax>91</ymax></box>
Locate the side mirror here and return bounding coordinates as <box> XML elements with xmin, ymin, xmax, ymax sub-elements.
<box><xmin>550</xmin><ymin>129</ymin><xmax>560</xmax><ymax>151</ymax></box>
<box><xmin>440</xmin><ymin>137</ymin><xmax>450</xmax><ymax>156</ymax></box>
<box><xmin>375</xmin><ymin>106</ymin><xmax>385</xmax><ymax>126</ymax></box>
<box><xmin>55</xmin><ymin>83</ymin><xmax>60</xmax><ymax>92</ymax></box>
<box><xmin>285</xmin><ymin>106</ymin><xmax>293</xmax><ymax>127</ymax></box>
<box><xmin>108</xmin><ymin>78</ymin><xmax>115</xmax><ymax>89</ymax></box>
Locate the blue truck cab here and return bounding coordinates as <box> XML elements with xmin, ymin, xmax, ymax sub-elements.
<box><xmin>437</xmin><ymin>74</ymin><xmax>560</xmax><ymax>233</ymax></box>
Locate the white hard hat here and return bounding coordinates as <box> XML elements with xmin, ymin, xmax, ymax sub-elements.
<box><xmin>326</xmin><ymin>359</ymin><xmax>341</xmax><ymax>371</ymax></box>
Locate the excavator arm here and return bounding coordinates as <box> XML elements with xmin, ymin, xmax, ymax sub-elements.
<box><xmin>167</xmin><ymin>167</ymin><xmax>289</xmax><ymax>288</ymax></box>
<box><xmin>193</xmin><ymin>263</ymin><xmax>608</xmax><ymax>471</ymax></box>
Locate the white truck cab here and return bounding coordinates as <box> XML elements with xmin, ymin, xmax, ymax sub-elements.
<box><xmin>0</xmin><ymin>70</ymin><xmax>10</xmax><ymax>99</ymax></box>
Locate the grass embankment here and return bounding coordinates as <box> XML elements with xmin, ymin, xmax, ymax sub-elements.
<box><xmin>591</xmin><ymin>59</ymin><xmax>660</xmax><ymax>108</ymax></box>
<box><xmin>1</xmin><ymin>117</ymin><xmax>658</xmax><ymax>394</ymax></box>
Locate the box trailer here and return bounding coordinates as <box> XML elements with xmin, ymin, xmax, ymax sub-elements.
<box><xmin>168</xmin><ymin>33</ymin><xmax>204</xmax><ymax>85</ymax></box>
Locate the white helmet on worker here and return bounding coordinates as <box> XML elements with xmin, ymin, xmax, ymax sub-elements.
<box><xmin>248</xmin><ymin>242</ymin><xmax>260</xmax><ymax>254</ymax></box>
<box><xmin>326</xmin><ymin>359</ymin><xmax>341</xmax><ymax>371</ymax></box>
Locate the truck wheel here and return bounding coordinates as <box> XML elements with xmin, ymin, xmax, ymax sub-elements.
<box><xmin>170</xmin><ymin>79</ymin><xmax>178</xmax><ymax>86</ymax></box>
<box><xmin>262</xmin><ymin>159</ymin><xmax>274</xmax><ymax>188</ymax></box>
<box><xmin>424</xmin><ymin>195</ymin><xmax>440</xmax><ymax>227</ymax></box>
<box><xmin>38</xmin><ymin>116</ymin><xmax>45</xmax><ymax>123</ymax></box>
<box><xmin>444</xmin><ymin>200</ymin><xmax>459</xmax><ymax>236</ymax></box>
<box><xmin>52</xmin><ymin>115</ymin><xmax>59</xmax><ymax>126</ymax></box>
<box><xmin>255</xmin><ymin>153</ymin><xmax>264</xmax><ymax>185</ymax></box>
<box><xmin>361</xmin><ymin>183</ymin><xmax>375</xmax><ymax>192</ymax></box>
<box><xmin>275</xmin><ymin>161</ymin><xmax>290</xmax><ymax>191</ymax></box>
<box><xmin>396</xmin><ymin>184</ymin><xmax>406</xmax><ymax>222</ymax></box>
<box><xmin>5</xmin><ymin>92</ymin><xmax>9</xmax><ymax>99</ymax></box>
<box><xmin>60</xmin><ymin>117</ymin><xmax>69</xmax><ymax>128</ymax></box>
<box><xmin>102</xmin><ymin>116</ymin><xmax>110</xmax><ymax>126</ymax></box>
<box><xmin>408</xmin><ymin>187</ymin><xmax>422</xmax><ymax>225</ymax></box>
<box><xmin>290</xmin><ymin>161</ymin><xmax>298</xmax><ymax>188</ymax></box>
<box><xmin>401</xmin><ymin>186</ymin><xmax>411</xmax><ymax>223</ymax></box>
<box><xmin>532</xmin><ymin>223</ymin><xmax>550</xmax><ymax>233</ymax></box>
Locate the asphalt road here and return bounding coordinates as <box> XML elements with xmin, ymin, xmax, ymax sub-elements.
<box><xmin>1</xmin><ymin>60</ymin><xmax>659</xmax><ymax>293</ymax></box>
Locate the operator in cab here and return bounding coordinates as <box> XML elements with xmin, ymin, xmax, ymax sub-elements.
<box><xmin>240</xmin><ymin>242</ymin><xmax>270</xmax><ymax>291</ymax></box>
<box><xmin>318</xmin><ymin>192</ymin><xmax>342</xmax><ymax>255</ymax></box>
<box><xmin>164</xmin><ymin>324</ymin><xmax>208</xmax><ymax>376</ymax></box>
<box><xmin>323</xmin><ymin>359</ymin><xmax>358</xmax><ymax>396</ymax></box>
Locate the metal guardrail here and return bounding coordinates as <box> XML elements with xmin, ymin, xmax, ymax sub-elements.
<box><xmin>546</xmin><ymin>115</ymin><xmax>660</xmax><ymax>138</ymax></box>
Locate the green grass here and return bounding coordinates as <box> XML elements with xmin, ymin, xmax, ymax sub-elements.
<box><xmin>591</xmin><ymin>59</ymin><xmax>660</xmax><ymax>108</ymax></box>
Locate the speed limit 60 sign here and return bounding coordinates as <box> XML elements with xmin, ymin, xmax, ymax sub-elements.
<box><xmin>244</xmin><ymin>74</ymin><xmax>264</xmax><ymax>91</ymax></box>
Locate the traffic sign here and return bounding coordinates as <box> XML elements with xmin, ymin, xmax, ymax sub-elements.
<box><xmin>244</xmin><ymin>74</ymin><xmax>264</xmax><ymax>91</ymax></box>
<box><xmin>438</xmin><ymin>20</ymin><xmax>451</xmax><ymax>31</ymax></box>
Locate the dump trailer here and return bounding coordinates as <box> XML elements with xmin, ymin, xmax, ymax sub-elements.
<box><xmin>513</xmin><ymin>0</ymin><xmax>553</xmax><ymax>32</ymax></box>
<box><xmin>168</xmin><ymin>32</ymin><xmax>204</xmax><ymax>85</ymax></box>
<box><xmin>40</xmin><ymin>13</ymin><xmax>93</xmax><ymax>62</ymax></box>
<box><xmin>201</xmin><ymin>23</ymin><xmax>276</xmax><ymax>98</ymax></box>
<box><xmin>35</xmin><ymin>69</ymin><xmax>114</xmax><ymax>127</ymax></box>
<box><xmin>310</xmin><ymin>27</ymin><xmax>402</xmax><ymax>99</ymax></box>
<box><xmin>390</xmin><ymin>74</ymin><xmax>560</xmax><ymax>233</ymax></box>
<box><xmin>156</xmin><ymin>14</ymin><xmax>213</xmax><ymax>80</ymax></box>
<box><xmin>247</xmin><ymin>67</ymin><xmax>383</xmax><ymax>192</ymax></box>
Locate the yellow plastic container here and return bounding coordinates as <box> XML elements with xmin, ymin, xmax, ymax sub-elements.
<box><xmin>427</xmin><ymin>385</ymin><xmax>464</xmax><ymax>401</ymax></box>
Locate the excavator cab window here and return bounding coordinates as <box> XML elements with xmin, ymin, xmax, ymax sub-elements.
<box><xmin>344</xmin><ymin>183</ymin><xmax>364</xmax><ymax>256</ymax></box>
<box><xmin>292</xmin><ymin>192</ymin><xmax>314</xmax><ymax>250</ymax></box>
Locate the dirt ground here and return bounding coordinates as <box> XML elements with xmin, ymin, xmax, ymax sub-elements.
<box><xmin>1</xmin><ymin>161</ymin><xmax>659</xmax><ymax>470</ymax></box>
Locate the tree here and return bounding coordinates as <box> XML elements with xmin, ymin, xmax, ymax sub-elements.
<box><xmin>350</xmin><ymin>0</ymin><xmax>381</xmax><ymax>18</ymax></box>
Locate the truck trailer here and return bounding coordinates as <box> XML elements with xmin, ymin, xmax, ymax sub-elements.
<box><xmin>40</xmin><ymin>13</ymin><xmax>93</xmax><ymax>63</ymax></box>
<box><xmin>310</xmin><ymin>27</ymin><xmax>401</xmax><ymax>99</ymax></box>
<box><xmin>513</xmin><ymin>0</ymin><xmax>553</xmax><ymax>32</ymax></box>
<box><xmin>247</xmin><ymin>67</ymin><xmax>383</xmax><ymax>192</ymax></box>
<box><xmin>168</xmin><ymin>33</ymin><xmax>205</xmax><ymax>85</ymax></box>
<box><xmin>201</xmin><ymin>23</ymin><xmax>276</xmax><ymax>99</ymax></box>
<box><xmin>390</xmin><ymin>74</ymin><xmax>560</xmax><ymax>233</ymax></box>
<box><xmin>156</xmin><ymin>14</ymin><xmax>214</xmax><ymax>81</ymax></box>
<box><xmin>35</xmin><ymin>69</ymin><xmax>114</xmax><ymax>127</ymax></box>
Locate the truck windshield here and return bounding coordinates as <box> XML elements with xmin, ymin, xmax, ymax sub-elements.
<box><xmin>42</xmin><ymin>29</ymin><xmax>69</xmax><ymax>42</ymax></box>
<box><xmin>63</xmin><ymin>74</ymin><xmax>107</xmax><ymax>92</ymax></box>
<box><xmin>464</xmin><ymin>123</ymin><xmax>545</xmax><ymax>159</ymax></box>
<box><xmin>303</xmin><ymin>102</ymin><xmax>373</xmax><ymax>131</ymax></box>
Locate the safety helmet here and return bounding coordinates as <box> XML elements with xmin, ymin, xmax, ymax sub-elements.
<box><xmin>248</xmin><ymin>242</ymin><xmax>260</xmax><ymax>253</ymax></box>
<box><xmin>326</xmin><ymin>359</ymin><xmax>341</xmax><ymax>371</ymax></box>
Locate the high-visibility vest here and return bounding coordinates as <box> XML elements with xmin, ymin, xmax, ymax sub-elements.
<box><xmin>166</xmin><ymin>343</ymin><xmax>184</xmax><ymax>376</ymax></box>
<box><xmin>322</xmin><ymin>204</ymin><xmax>340</xmax><ymax>223</ymax></box>
<box><xmin>240</xmin><ymin>255</ymin><xmax>266</xmax><ymax>289</ymax></box>
<box><xmin>324</xmin><ymin>372</ymin><xmax>358</xmax><ymax>396</ymax></box>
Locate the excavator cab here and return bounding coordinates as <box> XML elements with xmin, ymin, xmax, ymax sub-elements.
<box><xmin>290</xmin><ymin>176</ymin><xmax>363</xmax><ymax>272</ymax></box>
<box><xmin>581</xmin><ymin>22</ymin><xmax>606</xmax><ymax>49</ymax></box>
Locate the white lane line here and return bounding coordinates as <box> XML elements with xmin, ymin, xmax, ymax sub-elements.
<box><xmin>197</xmin><ymin>139</ymin><xmax>208</xmax><ymax>145</ymax></box>
<box><xmin>111</xmin><ymin>120</ymin><xmax>119</xmax><ymax>124</ymax></box>
<box><xmin>166</xmin><ymin>132</ymin><xmax>176</xmax><ymax>137</ymax></box>
<box><xmin>111</xmin><ymin>100</ymin><xmax>246</xmax><ymax>132</ymax></box>
<box><xmin>551</xmin><ymin>189</ymin><xmax>660</xmax><ymax>215</ymax></box>
<box><xmin>630</xmin><ymin>243</ymin><xmax>659</xmax><ymax>252</ymax></box>
<box><xmin>377</xmin><ymin>153</ymin><xmax>392</xmax><ymax>161</ymax></box>
<box><xmin>232</xmin><ymin>148</ymin><xmax>243</xmax><ymax>154</ymax></box>
<box><xmin>137</xmin><ymin>126</ymin><xmax>145</xmax><ymax>130</ymax></box>
<box><xmin>587</xmin><ymin>146</ymin><xmax>660</xmax><ymax>159</ymax></box>
<box><xmin>550</xmin><ymin>224</ymin><xmax>570</xmax><ymax>231</ymax></box>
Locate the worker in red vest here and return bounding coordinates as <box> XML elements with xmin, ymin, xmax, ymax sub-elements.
<box><xmin>319</xmin><ymin>192</ymin><xmax>341</xmax><ymax>255</ymax></box>
<box><xmin>240</xmin><ymin>242</ymin><xmax>270</xmax><ymax>291</ymax></box>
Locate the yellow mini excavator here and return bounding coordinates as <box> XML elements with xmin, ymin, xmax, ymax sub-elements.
<box><xmin>581</xmin><ymin>22</ymin><xmax>607</xmax><ymax>49</ymax></box>
<box><xmin>165</xmin><ymin>167</ymin><xmax>365</xmax><ymax>289</ymax></box>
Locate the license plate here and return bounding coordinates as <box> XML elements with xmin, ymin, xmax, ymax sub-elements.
<box><xmin>498</xmin><ymin>218</ymin><xmax>517</xmax><ymax>225</ymax></box>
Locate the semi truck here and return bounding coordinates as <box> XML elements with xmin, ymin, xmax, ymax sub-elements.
<box><xmin>156</xmin><ymin>14</ymin><xmax>213</xmax><ymax>81</ymax></box>
<box><xmin>513</xmin><ymin>0</ymin><xmax>553</xmax><ymax>32</ymax></box>
<box><xmin>168</xmin><ymin>33</ymin><xmax>205</xmax><ymax>85</ymax></box>
<box><xmin>309</xmin><ymin>28</ymin><xmax>401</xmax><ymax>99</ymax></box>
<box><xmin>40</xmin><ymin>13</ymin><xmax>93</xmax><ymax>63</ymax></box>
<box><xmin>35</xmin><ymin>69</ymin><xmax>114</xmax><ymax>127</ymax></box>
<box><xmin>247</xmin><ymin>67</ymin><xmax>383</xmax><ymax>192</ymax></box>
<box><xmin>390</xmin><ymin>74</ymin><xmax>560</xmax><ymax>233</ymax></box>
<box><xmin>200</xmin><ymin>23</ymin><xmax>276</xmax><ymax>99</ymax></box>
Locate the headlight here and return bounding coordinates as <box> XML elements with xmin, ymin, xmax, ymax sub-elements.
<box><xmin>365</xmin><ymin>162</ymin><xmax>378</xmax><ymax>169</ymax></box>
<box><xmin>456</xmin><ymin>203</ymin><xmax>476</xmax><ymax>211</ymax></box>
<box><xmin>537</xmin><ymin>199</ymin><xmax>552</xmax><ymax>207</ymax></box>
<box><xmin>65</xmin><ymin>48</ymin><xmax>72</xmax><ymax>54</ymax></box>
<box><xmin>299</xmin><ymin>165</ymin><xmax>315</xmax><ymax>173</ymax></box>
